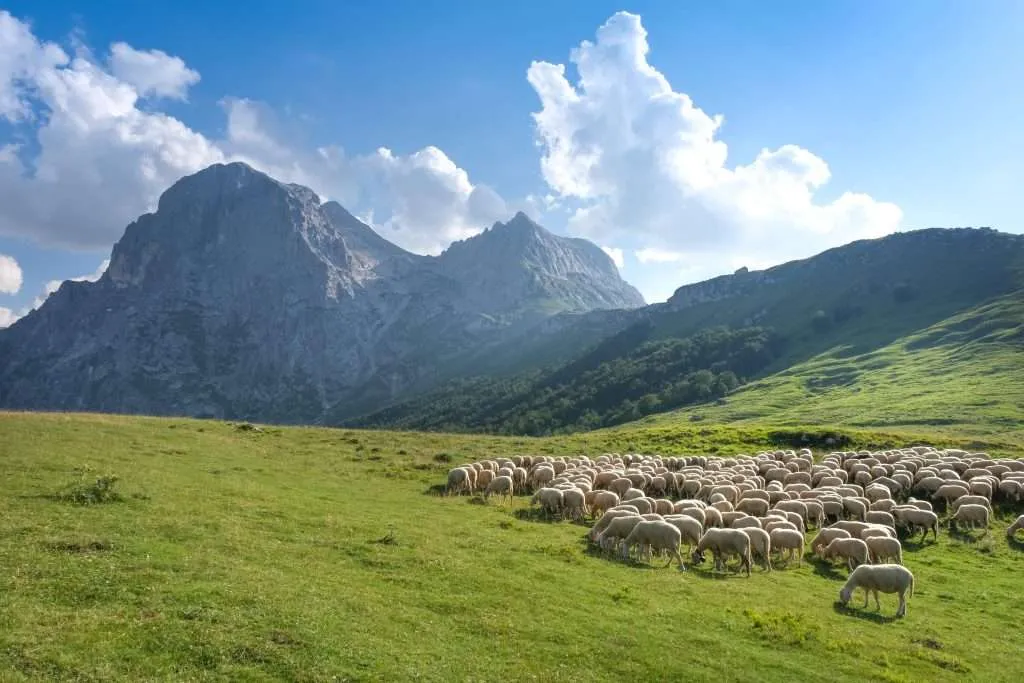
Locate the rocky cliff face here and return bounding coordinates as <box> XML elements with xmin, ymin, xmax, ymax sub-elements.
<box><xmin>0</xmin><ymin>162</ymin><xmax>644</xmax><ymax>422</ymax></box>
<box><xmin>438</xmin><ymin>212</ymin><xmax>644</xmax><ymax>319</ymax></box>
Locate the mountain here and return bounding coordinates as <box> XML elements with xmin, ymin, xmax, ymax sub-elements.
<box><xmin>0</xmin><ymin>162</ymin><xmax>644</xmax><ymax>422</ymax></box>
<box><xmin>350</xmin><ymin>227</ymin><xmax>1024</xmax><ymax>435</ymax></box>
<box><xmin>437</xmin><ymin>212</ymin><xmax>644</xmax><ymax>319</ymax></box>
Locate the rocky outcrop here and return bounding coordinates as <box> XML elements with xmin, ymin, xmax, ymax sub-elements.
<box><xmin>0</xmin><ymin>162</ymin><xmax>645</xmax><ymax>423</ymax></box>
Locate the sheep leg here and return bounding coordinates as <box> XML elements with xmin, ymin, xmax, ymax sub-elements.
<box><xmin>897</xmin><ymin>592</ymin><xmax>907</xmax><ymax>617</ymax></box>
<box><xmin>874</xmin><ymin>590</ymin><xmax>881</xmax><ymax>611</ymax></box>
<box><xmin>862</xmin><ymin>589</ymin><xmax>869</xmax><ymax>609</ymax></box>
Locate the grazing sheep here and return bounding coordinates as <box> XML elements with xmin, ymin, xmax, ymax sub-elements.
<box><xmin>735</xmin><ymin>498</ymin><xmax>770</xmax><ymax>517</ymax></box>
<box><xmin>561</xmin><ymin>488</ymin><xmax>586</xmax><ymax>520</ymax></box>
<box><xmin>838</xmin><ymin>564</ymin><xmax>914</xmax><ymax>617</ymax></box>
<box><xmin>769</xmin><ymin>528</ymin><xmax>805</xmax><ymax>567</ymax></box>
<box><xmin>732</xmin><ymin>516</ymin><xmax>763</xmax><ymax>530</ymax></box>
<box><xmin>810</xmin><ymin>528</ymin><xmax>851</xmax><ymax>554</ymax></box>
<box><xmin>588</xmin><ymin>490</ymin><xmax>620</xmax><ymax>519</ymax></box>
<box><xmin>764</xmin><ymin>520</ymin><xmax>798</xmax><ymax>534</ymax></box>
<box><xmin>484</xmin><ymin>475</ymin><xmax>515</xmax><ymax>504</ymax></box>
<box><xmin>893</xmin><ymin>507</ymin><xmax>939</xmax><ymax>542</ymax></box>
<box><xmin>446</xmin><ymin>467</ymin><xmax>472</xmax><ymax>495</ymax></box>
<box><xmin>842</xmin><ymin>497</ymin><xmax>868</xmax><ymax>522</ymax></box>
<box><xmin>663</xmin><ymin>515</ymin><xmax>704</xmax><ymax>554</ymax></box>
<box><xmin>949</xmin><ymin>503</ymin><xmax>989</xmax><ymax>532</ymax></box>
<box><xmin>596</xmin><ymin>515</ymin><xmax>645</xmax><ymax>553</ymax></box>
<box><xmin>531</xmin><ymin>487</ymin><xmax>564</xmax><ymax>518</ymax></box>
<box><xmin>865</xmin><ymin>510</ymin><xmax>896</xmax><ymax>528</ymax></box>
<box><xmin>1006</xmin><ymin>515</ymin><xmax>1024</xmax><ymax>539</ymax></box>
<box><xmin>950</xmin><ymin>495</ymin><xmax>992</xmax><ymax>512</ymax></box>
<box><xmin>865</xmin><ymin>536</ymin><xmax>903</xmax><ymax>564</ymax></box>
<box><xmin>622</xmin><ymin>488</ymin><xmax>646</xmax><ymax>502</ymax></box>
<box><xmin>589</xmin><ymin>509</ymin><xmax>638</xmax><ymax>543</ymax></box>
<box><xmin>702</xmin><ymin>507</ymin><xmax>723</xmax><ymax>528</ymax></box>
<box><xmin>821</xmin><ymin>537</ymin><xmax>870</xmax><ymax>570</ymax></box>
<box><xmin>620</xmin><ymin>520</ymin><xmax>686</xmax><ymax>569</ymax></box>
<box><xmin>740</xmin><ymin>527</ymin><xmax>772</xmax><ymax>571</ymax></box>
<box><xmin>691</xmin><ymin>528</ymin><xmax>752</xmax><ymax>576</ymax></box>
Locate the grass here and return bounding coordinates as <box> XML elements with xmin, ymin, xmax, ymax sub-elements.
<box><xmin>1</xmin><ymin>411</ymin><xmax>1022</xmax><ymax>681</ymax></box>
<box><xmin>641</xmin><ymin>293</ymin><xmax>1024</xmax><ymax>455</ymax></box>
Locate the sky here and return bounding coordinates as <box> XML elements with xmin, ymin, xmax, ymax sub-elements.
<box><xmin>1</xmin><ymin>0</ymin><xmax>1022</xmax><ymax>326</ymax></box>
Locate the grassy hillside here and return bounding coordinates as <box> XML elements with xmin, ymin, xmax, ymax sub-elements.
<box><xmin>1</xmin><ymin>411</ymin><xmax>1023</xmax><ymax>682</ymax></box>
<box><xmin>639</xmin><ymin>292</ymin><xmax>1024</xmax><ymax>450</ymax></box>
<box><xmin>349</xmin><ymin>228</ymin><xmax>1024</xmax><ymax>435</ymax></box>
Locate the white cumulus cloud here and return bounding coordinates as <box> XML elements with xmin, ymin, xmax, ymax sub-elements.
<box><xmin>600</xmin><ymin>246</ymin><xmax>624</xmax><ymax>269</ymax></box>
<box><xmin>635</xmin><ymin>248</ymin><xmax>683</xmax><ymax>264</ymax></box>
<box><xmin>0</xmin><ymin>12</ymin><xmax>510</xmax><ymax>258</ymax></box>
<box><xmin>108</xmin><ymin>42</ymin><xmax>199</xmax><ymax>100</ymax></box>
<box><xmin>527</xmin><ymin>11</ymin><xmax>902</xmax><ymax>276</ymax></box>
<box><xmin>0</xmin><ymin>252</ymin><xmax>22</xmax><ymax>293</ymax></box>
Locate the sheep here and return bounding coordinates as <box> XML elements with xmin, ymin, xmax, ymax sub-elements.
<box><xmin>620</xmin><ymin>520</ymin><xmax>686</xmax><ymax>570</ymax></box>
<box><xmin>1006</xmin><ymin>515</ymin><xmax>1024</xmax><ymax>539</ymax></box>
<box><xmin>531</xmin><ymin>487</ymin><xmax>564</xmax><ymax>518</ymax></box>
<box><xmin>821</xmin><ymin>537</ymin><xmax>870</xmax><ymax>570</ymax></box>
<box><xmin>596</xmin><ymin>515</ymin><xmax>645</xmax><ymax>553</ymax></box>
<box><xmin>764</xmin><ymin>520</ymin><xmax>798</xmax><ymax>534</ymax></box>
<box><xmin>838</xmin><ymin>564</ymin><xmax>914</xmax><ymax>617</ymax></box>
<box><xmin>950</xmin><ymin>494</ymin><xmax>992</xmax><ymax>512</ymax></box>
<box><xmin>691</xmin><ymin>528</ymin><xmax>753</xmax><ymax>576</ymax></box>
<box><xmin>865</xmin><ymin>536</ymin><xmax>903</xmax><ymax>565</ymax></box>
<box><xmin>865</xmin><ymin>510</ymin><xmax>895</xmax><ymax>528</ymax></box>
<box><xmin>484</xmin><ymin>475</ymin><xmax>514</xmax><ymax>504</ymax></box>
<box><xmin>769</xmin><ymin>528</ymin><xmax>805</xmax><ymax>567</ymax></box>
<box><xmin>732</xmin><ymin>516</ymin><xmax>763</xmax><ymax>530</ymax></box>
<box><xmin>740</xmin><ymin>527</ymin><xmax>772</xmax><ymax>572</ymax></box>
<box><xmin>589</xmin><ymin>509</ymin><xmax>638</xmax><ymax>543</ymax></box>
<box><xmin>561</xmin><ymin>488</ymin><xmax>586</xmax><ymax>520</ymax></box>
<box><xmin>622</xmin><ymin>488</ymin><xmax>646</xmax><ymax>502</ymax></box>
<box><xmin>933</xmin><ymin>483</ymin><xmax>970</xmax><ymax>509</ymax></box>
<box><xmin>735</xmin><ymin>498</ymin><xmax>770</xmax><ymax>517</ymax></box>
<box><xmin>810</xmin><ymin>527</ymin><xmax>851</xmax><ymax>554</ymax></box>
<box><xmin>949</xmin><ymin>504</ymin><xmax>989</xmax><ymax>532</ymax></box>
<box><xmin>842</xmin><ymin>497</ymin><xmax>868</xmax><ymax>521</ymax></box>
<box><xmin>588</xmin><ymin>490</ymin><xmax>620</xmax><ymax>519</ymax></box>
<box><xmin>445</xmin><ymin>467</ymin><xmax>472</xmax><ymax>495</ymax></box>
<box><xmin>893</xmin><ymin>507</ymin><xmax>939</xmax><ymax>542</ymax></box>
<box><xmin>663</xmin><ymin>515</ymin><xmax>704</xmax><ymax>554</ymax></box>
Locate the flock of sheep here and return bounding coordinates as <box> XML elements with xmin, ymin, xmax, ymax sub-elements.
<box><xmin>445</xmin><ymin>446</ymin><xmax>1024</xmax><ymax>618</ymax></box>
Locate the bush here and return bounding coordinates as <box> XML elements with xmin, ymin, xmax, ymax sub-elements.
<box><xmin>55</xmin><ymin>466</ymin><xmax>122</xmax><ymax>505</ymax></box>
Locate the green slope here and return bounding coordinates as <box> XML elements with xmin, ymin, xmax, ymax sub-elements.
<box><xmin>1</xmin><ymin>412</ymin><xmax>1022</xmax><ymax>682</ymax></box>
<box><xmin>637</xmin><ymin>292</ymin><xmax>1024</xmax><ymax>445</ymax></box>
<box><xmin>350</xmin><ymin>228</ymin><xmax>1024</xmax><ymax>437</ymax></box>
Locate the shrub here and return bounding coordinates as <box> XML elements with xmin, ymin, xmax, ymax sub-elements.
<box><xmin>55</xmin><ymin>466</ymin><xmax>122</xmax><ymax>505</ymax></box>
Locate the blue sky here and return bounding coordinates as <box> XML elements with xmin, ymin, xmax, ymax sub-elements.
<box><xmin>1</xmin><ymin>0</ymin><xmax>1022</xmax><ymax>322</ymax></box>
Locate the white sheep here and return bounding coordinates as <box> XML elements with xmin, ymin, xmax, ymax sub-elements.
<box><xmin>588</xmin><ymin>490</ymin><xmax>620</xmax><ymax>518</ymax></box>
<box><xmin>596</xmin><ymin>515</ymin><xmax>645</xmax><ymax>553</ymax></box>
<box><xmin>1006</xmin><ymin>515</ymin><xmax>1024</xmax><ymax>539</ymax></box>
<box><xmin>663</xmin><ymin>515</ymin><xmax>703</xmax><ymax>554</ymax></box>
<box><xmin>445</xmin><ymin>467</ymin><xmax>472</xmax><ymax>495</ymax></box>
<box><xmin>769</xmin><ymin>528</ymin><xmax>804</xmax><ymax>567</ymax></box>
<box><xmin>893</xmin><ymin>507</ymin><xmax>939</xmax><ymax>542</ymax></box>
<box><xmin>810</xmin><ymin>527</ymin><xmax>851</xmax><ymax>554</ymax></box>
<box><xmin>691</xmin><ymin>528</ymin><xmax>752</xmax><ymax>576</ymax></box>
<box><xmin>531</xmin><ymin>487</ymin><xmax>564</xmax><ymax>518</ymax></box>
<box><xmin>950</xmin><ymin>494</ymin><xmax>992</xmax><ymax>512</ymax></box>
<box><xmin>838</xmin><ymin>564</ymin><xmax>914</xmax><ymax>617</ymax></box>
<box><xmin>620</xmin><ymin>520</ymin><xmax>686</xmax><ymax>570</ymax></box>
<box><xmin>561</xmin><ymin>487</ymin><xmax>586</xmax><ymax>520</ymax></box>
<box><xmin>589</xmin><ymin>509</ymin><xmax>638</xmax><ymax>543</ymax></box>
<box><xmin>821</xmin><ymin>537</ymin><xmax>870</xmax><ymax>570</ymax></box>
<box><xmin>484</xmin><ymin>475</ymin><xmax>514</xmax><ymax>504</ymax></box>
<box><xmin>735</xmin><ymin>498</ymin><xmax>770</xmax><ymax>517</ymax></box>
<box><xmin>865</xmin><ymin>536</ymin><xmax>903</xmax><ymax>565</ymax></box>
<box><xmin>949</xmin><ymin>503</ymin><xmax>989</xmax><ymax>532</ymax></box>
<box><xmin>740</xmin><ymin>527</ymin><xmax>772</xmax><ymax>572</ymax></box>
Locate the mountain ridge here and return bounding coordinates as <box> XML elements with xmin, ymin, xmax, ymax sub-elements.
<box><xmin>0</xmin><ymin>162</ymin><xmax>646</xmax><ymax>423</ymax></box>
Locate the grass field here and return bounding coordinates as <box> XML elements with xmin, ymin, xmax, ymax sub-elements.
<box><xmin>1</xmin><ymin>411</ymin><xmax>1022</xmax><ymax>682</ymax></box>
<box><xmin>640</xmin><ymin>294</ymin><xmax>1024</xmax><ymax>453</ymax></box>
